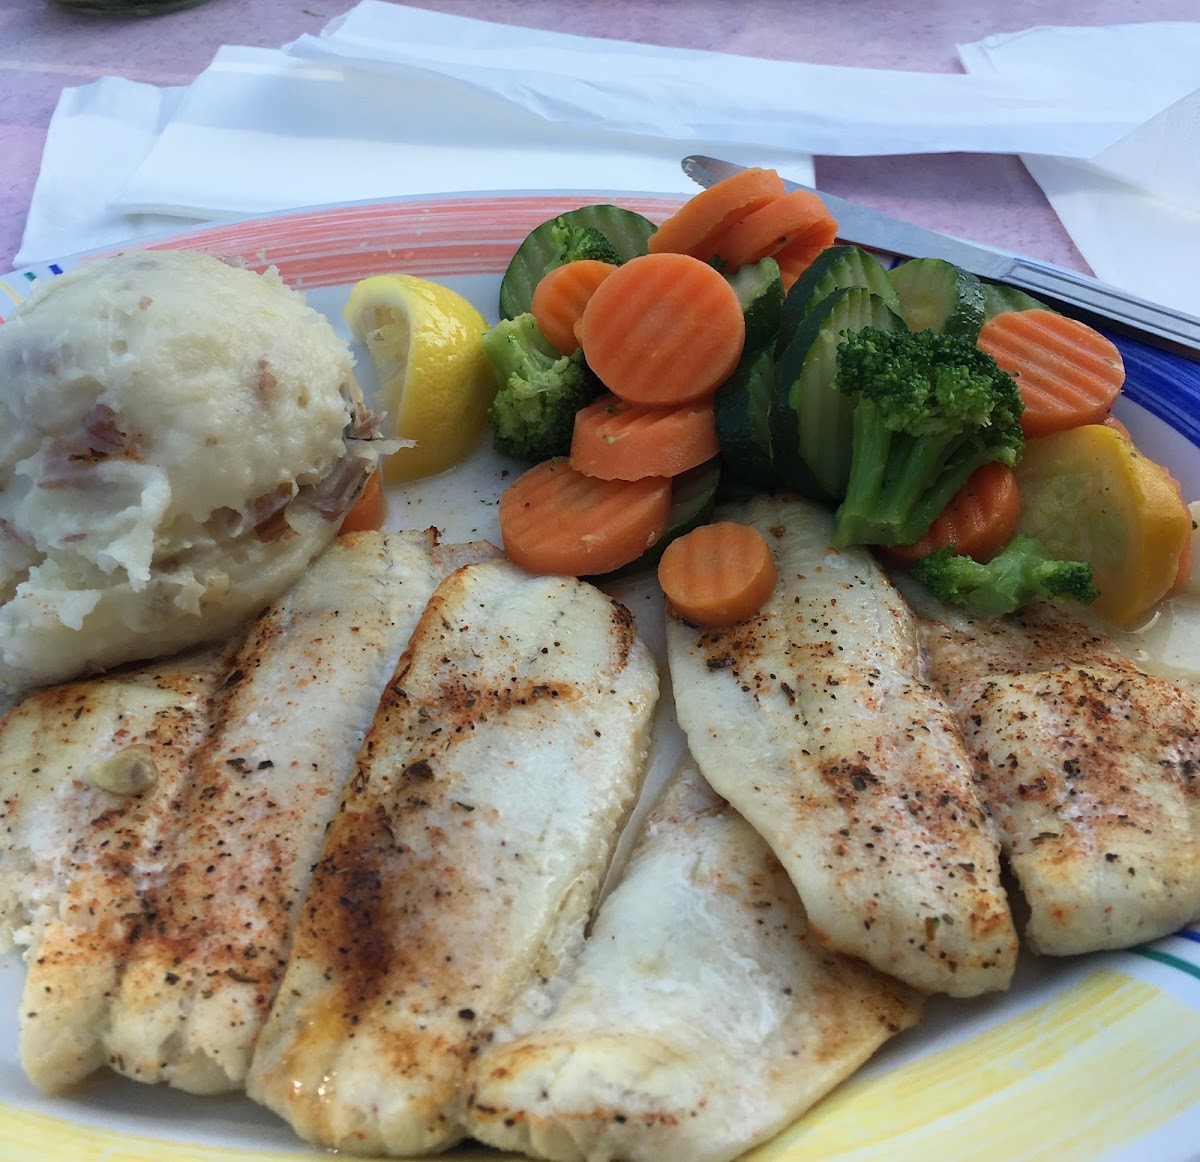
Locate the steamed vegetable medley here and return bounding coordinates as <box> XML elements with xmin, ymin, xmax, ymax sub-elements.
<box><xmin>483</xmin><ymin>166</ymin><xmax>1195</xmax><ymax>630</ymax></box>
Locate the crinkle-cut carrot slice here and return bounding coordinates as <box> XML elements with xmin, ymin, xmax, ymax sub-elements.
<box><xmin>884</xmin><ymin>461</ymin><xmax>1021</xmax><ymax>566</ymax></box>
<box><xmin>647</xmin><ymin>167</ymin><xmax>785</xmax><ymax>261</ymax></box>
<box><xmin>575</xmin><ymin>252</ymin><xmax>746</xmax><ymax>408</ymax></box>
<box><xmin>711</xmin><ymin>189</ymin><xmax>838</xmax><ymax>273</ymax></box>
<box><xmin>338</xmin><ymin>468</ymin><xmax>387</xmax><ymax>535</ymax></box>
<box><xmin>569</xmin><ymin>394</ymin><xmax>718</xmax><ymax>481</ymax></box>
<box><xmin>498</xmin><ymin>457</ymin><xmax>672</xmax><ymax>577</ymax></box>
<box><xmin>977</xmin><ymin>309</ymin><xmax>1124</xmax><ymax>438</ymax></box>
<box><xmin>530</xmin><ymin>259</ymin><xmax>616</xmax><ymax>356</ymax></box>
<box><xmin>658</xmin><ymin>520</ymin><xmax>778</xmax><ymax>627</ymax></box>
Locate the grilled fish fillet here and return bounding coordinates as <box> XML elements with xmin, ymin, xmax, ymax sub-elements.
<box><xmin>467</xmin><ymin>761</ymin><xmax>922</xmax><ymax>1162</ymax></box>
<box><xmin>5</xmin><ymin>529</ymin><xmax>497</xmax><ymax>1095</ymax></box>
<box><xmin>910</xmin><ymin>591</ymin><xmax>1200</xmax><ymax>954</ymax></box>
<box><xmin>102</xmin><ymin>530</ymin><xmax>499</xmax><ymax>1095</ymax></box>
<box><xmin>0</xmin><ymin>648</ymin><xmax>228</xmax><ymax>1089</ymax></box>
<box><xmin>666</xmin><ymin>495</ymin><xmax>1018</xmax><ymax>997</ymax></box>
<box><xmin>247</xmin><ymin>559</ymin><xmax>659</xmax><ymax>1157</ymax></box>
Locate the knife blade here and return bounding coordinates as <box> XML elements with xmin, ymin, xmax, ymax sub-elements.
<box><xmin>682</xmin><ymin>153</ymin><xmax>1200</xmax><ymax>362</ymax></box>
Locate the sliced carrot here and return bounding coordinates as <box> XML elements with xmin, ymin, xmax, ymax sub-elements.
<box><xmin>1101</xmin><ymin>411</ymin><xmax>1132</xmax><ymax>440</ymax></box>
<box><xmin>658</xmin><ymin>520</ymin><xmax>778</xmax><ymax>628</ymax></box>
<box><xmin>773</xmin><ymin>239</ymin><xmax>832</xmax><ymax>291</ymax></box>
<box><xmin>498</xmin><ymin>456</ymin><xmax>672</xmax><ymax>577</ymax></box>
<box><xmin>977</xmin><ymin>309</ymin><xmax>1125</xmax><ymax>438</ymax></box>
<box><xmin>647</xmin><ymin>167</ymin><xmax>785</xmax><ymax>261</ymax></box>
<box><xmin>885</xmin><ymin>461</ymin><xmax>1021</xmax><ymax>566</ymax></box>
<box><xmin>568</xmin><ymin>393</ymin><xmax>718</xmax><ymax>482</ymax></box>
<box><xmin>710</xmin><ymin>189</ymin><xmax>838</xmax><ymax>272</ymax></box>
<box><xmin>575</xmin><ymin>251</ymin><xmax>745</xmax><ymax>408</ymax></box>
<box><xmin>338</xmin><ymin>467</ymin><xmax>386</xmax><ymax>535</ymax></box>
<box><xmin>530</xmin><ymin>259</ymin><xmax>616</xmax><ymax>356</ymax></box>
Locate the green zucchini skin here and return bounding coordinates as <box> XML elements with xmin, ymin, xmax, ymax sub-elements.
<box><xmin>981</xmin><ymin>282</ymin><xmax>1051</xmax><ymax>319</ymax></box>
<box><xmin>714</xmin><ymin>346</ymin><xmax>778</xmax><ymax>491</ymax></box>
<box><xmin>888</xmin><ymin>257</ymin><xmax>985</xmax><ymax>339</ymax></box>
<box><xmin>498</xmin><ymin>205</ymin><xmax>657</xmax><ymax>320</ymax></box>
<box><xmin>726</xmin><ymin>256</ymin><xmax>785</xmax><ymax>355</ymax></box>
<box><xmin>778</xmin><ymin>244</ymin><xmax>900</xmax><ymax>354</ymax></box>
<box><xmin>773</xmin><ymin>287</ymin><xmax>907</xmax><ymax>502</ymax></box>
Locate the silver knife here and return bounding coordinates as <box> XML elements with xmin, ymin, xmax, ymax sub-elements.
<box><xmin>682</xmin><ymin>153</ymin><xmax>1200</xmax><ymax>362</ymax></box>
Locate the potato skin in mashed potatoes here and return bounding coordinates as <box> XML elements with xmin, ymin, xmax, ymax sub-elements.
<box><xmin>0</xmin><ymin>249</ymin><xmax>386</xmax><ymax>696</ymax></box>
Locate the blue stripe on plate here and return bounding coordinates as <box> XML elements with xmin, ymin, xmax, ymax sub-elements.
<box><xmin>1101</xmin><ymin>328</ymin><xmax>1200</xmax><ymax>451</ymax></box>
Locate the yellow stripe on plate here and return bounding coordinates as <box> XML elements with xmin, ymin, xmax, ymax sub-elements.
<box><xmin>1</xmin><ymin>969</ymin><xmax>1195</xmax><ymax>1161</ymax></box>
<box><xmin>750</xmin><ymin>968</ymin><xmax>1200</xmax><ymax>1162</ymax></box>
<box><xmin>0</xmin><ymin>1102</ymin><xmax>503</xmax><ymax>1162</ymax></box>
<box><xmin>0</xmin><ymin>279</ymin><xmax>29</xmax><ymax>308</ymax></box>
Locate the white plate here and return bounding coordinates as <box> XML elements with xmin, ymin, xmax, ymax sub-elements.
<box><xmin>1</xmin><ymin>191</ymin><xmax>1198</xmax><ymax>1162</ymax></box>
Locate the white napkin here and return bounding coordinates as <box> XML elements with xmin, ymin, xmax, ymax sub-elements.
<box><xmin>958</xmin><ymin>24</ymin><xmax>1200</xmax><ymax>315</ymax></box>
<box><xmin>14</xmin><ymin>1</ymin><xmax>1200</xmax><ymax>311</ymax></box>
<box><xmin>102</xmin><ymin>44</ymin><xmax>815</xmax><ymax>223</ymax></box>
<box><xmin>1089</xmin><ymin>87</ymin><xmax>1200</xmax><ymax>211</ymax></box>
<box><xmin>98</xmin><ymin>0</ymin><xmax>1155</xmax><ymax>233</ymax></box>
<box><xmin>12</xmin><ymin>31</ymin><xmax>814</xmax><ymax>265</ymax></box>
<box><xmin>16</xmin><ymin>76</ymin><xmax>191</xmax><ymax>266</ymax></box>
<box><xmin>282</xmin><ymin>2</ymin><xmax>1142</xmax><ymax>159</ymax></box>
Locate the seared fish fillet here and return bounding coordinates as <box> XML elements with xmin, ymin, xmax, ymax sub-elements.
<box><xmin>911</xmin><ymin>592</ymin><xmax>1200</xmax><ymax>954</ymax></box>
<box><xmin>6</xmin><ymin>530</ymin><xmax>497</xmax><ymax>1095</ymax></box>
<box><xmin>247</xmin><ymin>559</ymin><xmax>659</xmax><ymax>1157</ymax></box>
<box><xmin>666</xmin><ymin>495</ymin><xmax>1017</xmax><ymax>997</ymax></box>
<box><xmin>467</xmin><ymin>762</ymin><xmax>922</xmax><ymax>1162</ymax></box>
<box><xmin>0</xmin><ymin>648</ymin><xmax>227</xmax><ymax>1089</ymax></box>
<box><xmin>101</xmin><ymin>530</ymin><xmax>498</xmax><ymax>1094</ymax></box>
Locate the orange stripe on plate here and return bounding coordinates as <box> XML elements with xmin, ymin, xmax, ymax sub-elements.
<box><xmin>87</xmin><ymin>195</ymin><xmax>683</xmax><ymax>290</ymax></box>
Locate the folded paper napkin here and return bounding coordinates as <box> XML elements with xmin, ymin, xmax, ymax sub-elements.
<box><xmin>12</xmin><ymin>2</ymin><xmax>1200</xmax><ymax>319</ymax></box>
<box><xmin>957</xmin><ymin>23</ymin><xmax>1200</xmax><ymax>316</ymax></box>
<box><xmin>15</xmin><ymin>77</ymin><xmax>190</xmax><ymax>268</ymax></box>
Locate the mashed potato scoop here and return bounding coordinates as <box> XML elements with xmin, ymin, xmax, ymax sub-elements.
<box><xmin>0</xmin><ymin>249</ymin><xmax>391</xmax><ymax>695</ymax></box>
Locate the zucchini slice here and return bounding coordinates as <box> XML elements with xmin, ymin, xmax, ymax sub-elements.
<box><xmin>773</xmin><ymin>287</ymin><xmax>907</xmax><ymax>502</ymax></box>
<box><xmin>778</xmin><ymin>244</ymin><xmax>900</xmax><ymax>354</ymax></box>
<box><xmin>725</xmin><ymin>256</ymin><xmax>785</xmax><ymax>354</ymax></box>
<box><xmin>888</xmin><ymin>257</ymin><xmax>985</xmax><ymax>339</ymax></box>
<box><xmin>714</xmin><ymin>345</ymin><xmax>778</xmax><ymax>490</ymax></box>
<box><xmin>498</xmin><ymin>205</ymin><xmax>658</xmax><ymax>319</ymax></box>
<box><xmin>982</xmin><ymin>282</ymin><xmax>1051</xmax><ymax>319</ymax></box>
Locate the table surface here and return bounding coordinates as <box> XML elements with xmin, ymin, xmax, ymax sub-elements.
<box><xmin>2</xmin><ymin>0</ymin><xmax>1198</xmax><ymax>274</ymax></box>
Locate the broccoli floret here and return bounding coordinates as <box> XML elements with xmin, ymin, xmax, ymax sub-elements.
<box><xmin>483</xmin><ymin>313</ymin><xmax>600</xmax><ymax>462</ymax></box>
<box><xmin>911</xmin><ymin>534</ymin><xmax>1099</xmax><ymax>616</ymax></box>
<box><xmin>832</xmin><ymin>327</ymin><xmax>1025</xmax><ymax>548</ymax></box>
<box><xmin>547</xmin><ymin>218</ymin><xmax>621</xmax><ymax>268</ymax></box>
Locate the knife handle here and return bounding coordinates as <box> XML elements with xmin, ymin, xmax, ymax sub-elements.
<box><xmin>1004</xmin><ymin>259</ymin><xmax>1200</xmax><ymax>360</ymax></box>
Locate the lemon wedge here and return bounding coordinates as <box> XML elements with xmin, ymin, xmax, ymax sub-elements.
<box><xmin>344</xmin><ymin>274</ymin><xmax>497</xmax><ymax>482</ymax></box>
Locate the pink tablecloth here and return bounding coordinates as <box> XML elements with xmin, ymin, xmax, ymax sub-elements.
<box><xmin>1</xmin><ymin>0</ymin><xmax>1196</xmax><ymax>272</ymax></box>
